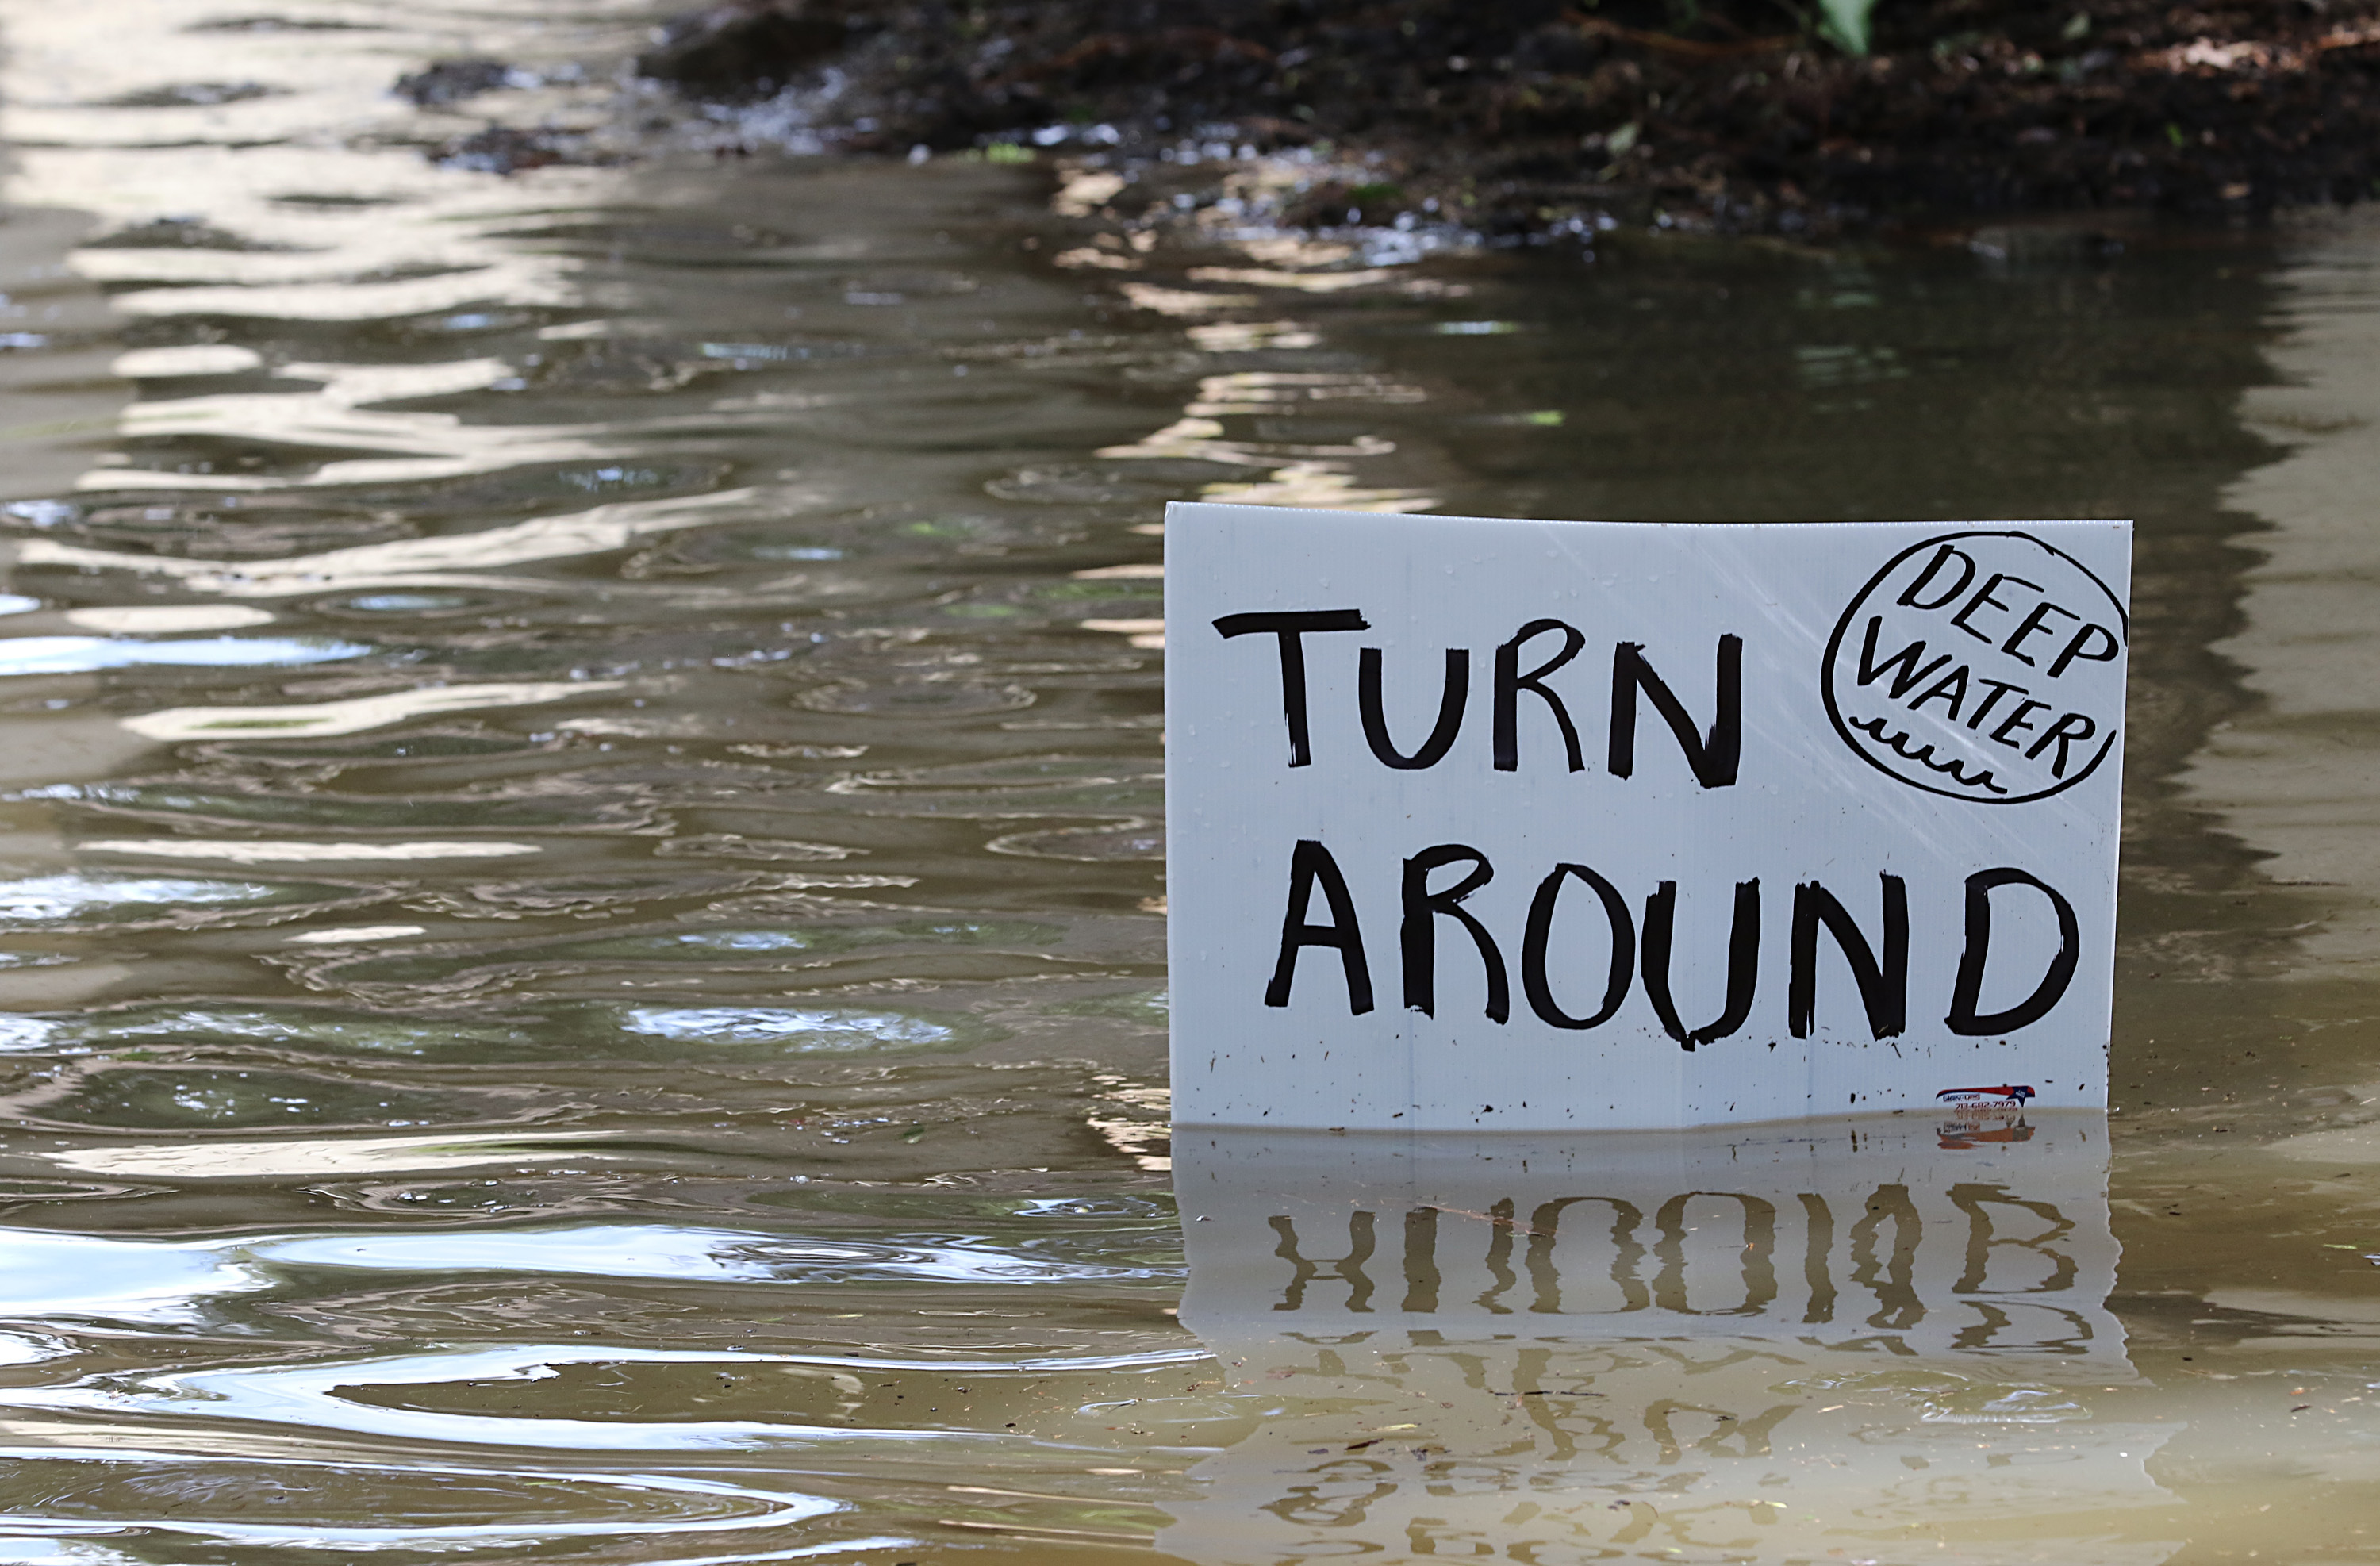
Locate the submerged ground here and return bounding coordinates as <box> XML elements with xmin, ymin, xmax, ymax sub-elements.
<box><xmin>616</xmin><ymin>0</ymin><xmax>2380</xmax><ymax>236</ymax></box>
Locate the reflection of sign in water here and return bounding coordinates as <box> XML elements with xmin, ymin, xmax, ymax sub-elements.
<box><xmin>1163</xmin><ymin>1122</ymin><xmax>2178</xmax><ymax>1565</ymax></box>
<box><xmin>1936</xmin><ymin>1101</ymin><xmax>2038</xmax><ymax>1148</ymax></box>
<box><xmin>1165</xmin><ymin>505</ymin><xmax>2132</xmax><ymax>1130</ymax></box>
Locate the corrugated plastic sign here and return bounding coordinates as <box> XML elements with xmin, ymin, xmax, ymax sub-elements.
<box><xmin>1164</xmin><ymin>503</ymin><xmax>2131</xmax><ymax>1130</ymax></box>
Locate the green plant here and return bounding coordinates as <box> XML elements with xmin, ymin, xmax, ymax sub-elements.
<box><xmin>1818</xmin><ymin>0</ymin><xmax>1877</xmax><ymax>53</ymax></box>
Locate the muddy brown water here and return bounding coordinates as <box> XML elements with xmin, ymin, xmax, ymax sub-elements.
<box><xmin>0</xmin><ymin>4</ymin><xmax>2375</xmax><ymax>1563</ymax></box>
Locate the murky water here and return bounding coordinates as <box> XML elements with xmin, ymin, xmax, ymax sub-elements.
<box><xmin>0</xmin><ymin>3</ymin><xmax>2375</xmax><ymax>1562</ymax></box>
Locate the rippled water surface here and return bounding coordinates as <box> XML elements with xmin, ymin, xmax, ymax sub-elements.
<box><xmin>2</xmin><ymin>2</ymin><xmax>2380</xmax><ymax>1562</ymax></box>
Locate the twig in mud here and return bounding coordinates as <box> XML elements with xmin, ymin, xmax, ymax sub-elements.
<box><xmin>1564</xmin><ymin>12</ymin><xmax>1798</xmax><ymax>60</ymax></box>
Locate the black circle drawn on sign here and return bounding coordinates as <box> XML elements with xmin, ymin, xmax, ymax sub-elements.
<box><xmin>1821</xmin><ymin>529</ymin><xmax>2128</xmax><ymax>806</ymax></box>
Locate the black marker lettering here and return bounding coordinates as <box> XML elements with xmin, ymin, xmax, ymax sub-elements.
<box><xmin>1988</xmin><ymin>698</ymin><xmax>2050</xmax><ymax>748</ymax></box>
<box><xmin>1789</xmin><ymin>876</ymin><xmax>1910</xmax><ymax>1040</ymax></box>
<box><xmin>1855</xmin><ymin>616</ymin><xmax>1952</xmax><ymax>700</ymax></box>
<box><xmin>1493</xmin><ymin>618</ymin><xmax>1587</xmax><ymax>773</ymax></box>
<box><xmin>1948</xmin><ymin>573</ymin><xmax>2041</xmax><ymax>643</ymax></box>
<box><xmin>1641</xmin><ymin>879</ymin><xmax>1760</xmax><ymax>1050</ymax></box>
<box><xmin>1265</xmin><ymin>839</ymin><xmax>1375</xmax><ymax>1015</ymax></box>
<box><xmin>1894</xmin><ymin>543</ymin><xmax>1978</xmax><ymax>611</ymax></box>
<box><xmin>1521</xmin><ymin>862</ymin><xmax>1634</xmax><ymax>1030</ymax></box>
<box><xmin>1947</xmin><ymin>867</ymin><xmax>2079</xmax><ymax>1035</ymax></box>
<box><xmin>2048</xmin><ymin>622</ymin><xmax>2121</xmax><ymax>679</ymax></box>
<box><xmin>2001</xmin><ymin>598</ymin><xmax>2079</xmax><ymax>667</ymax></box>
<box><xmin>2025</xmin><ymin>712</ymin><xmax>2098</xmax><ymax>777</ymax></box>
<box><xmin>1907</xmin><ymin>664</ymin><xmax>1970</xmax><ymax>720</ymax></box>
<box><xmin>1401</xmin><ymin>843</ymin><xmax>1508</xmax><ymax>1023</ymax></box>
<box><xmin>1609</xmin><ymin>635</ymin><xmax>1742</xmax><ymax>789</ymax></box>
<box><xmin>1360</xmin><ymin>646</ymin><xmax>1468</xmax><ymax>770</ymax></box>
<box><xmin>1212</xmin><ymin>608</ymin><xmax>1369</xmax><ymax>767</ymax></box>
<box><xmin>1965</xmin><ymin>677</ymin><xmax>2024</xmax><ymax>731</ymax></box>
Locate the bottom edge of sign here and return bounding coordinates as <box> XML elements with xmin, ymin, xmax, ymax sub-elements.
<box><xmin>1170</xmin><ymin>1103</ymin><xmax>2101</xmax><ymax>1138</ymax></box>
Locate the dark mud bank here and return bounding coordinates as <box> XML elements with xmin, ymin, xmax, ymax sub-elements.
<box><xmin>632</xmin><ymin>0</ymin><xmax>2380</xmax><ymax>236</ymax></box>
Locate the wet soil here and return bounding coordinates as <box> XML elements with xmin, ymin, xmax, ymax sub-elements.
<box><xmin>634</xmin><ymin>0</ymin><xmax>2380</xmax><ymax>236</ymax></box>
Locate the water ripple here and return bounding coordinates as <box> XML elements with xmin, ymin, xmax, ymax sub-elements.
<box><xmin>0</xmin><ymin>0</ymin><xmax>1192</xmax><ymax>1546</ymax></box>
<box><xmin>0</xmin><ymin>1447</ymin><xmax>843</xmax><ymax>1550</ymax></box>
<box><xmin>255</xmin><ymin>1220</ymin><xmax>1182</xmax><ymax>1287</ymax></box>
<box><xmin>14</xmin><ymin>1339</ymin><xmax>1203</xmax><ymax>1451</ymax></box>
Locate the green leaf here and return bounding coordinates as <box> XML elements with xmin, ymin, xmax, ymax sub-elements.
<box><xmin>1818</xmin><ymin>0</ymin><xmax>1875</xmax><ymax>54</ymax></box>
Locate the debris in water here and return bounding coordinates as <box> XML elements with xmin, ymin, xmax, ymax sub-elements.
<box><xmin>395</xmin><ymin>58</ymin><xmax>528</xmax><ymax>106</ymax></box>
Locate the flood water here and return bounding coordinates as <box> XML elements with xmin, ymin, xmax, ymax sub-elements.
<box><xmin>0</xmin><ymin>3</ymin><xmax>2376</xmax><ymax>1563</ymax></box>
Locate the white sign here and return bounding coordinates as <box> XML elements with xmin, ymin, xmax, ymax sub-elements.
<box><xmin>1164</xmin><ymin>504</ymin><xmax>2131</xmax><ymax>1130</ymax></box>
